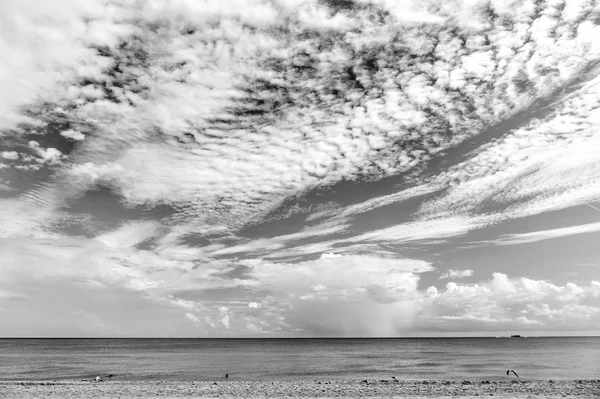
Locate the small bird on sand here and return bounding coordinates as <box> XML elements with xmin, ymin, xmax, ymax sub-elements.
<box><xmin>506</xmin><ymin>369</ymin><xmax>519</xmax><ymax>378</ymax></box>
<box><xmin>225</xmin><ymin>374</ymin><xmax>229</xmax><ymax>379</ymax></box>
<box><xmin>95</xmin><ymin>376</ymin><xmax>102</xmax><ymax>382</ymax></box>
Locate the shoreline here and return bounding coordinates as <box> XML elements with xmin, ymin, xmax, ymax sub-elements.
<box><xmin>1</xmin><ymin>379</ymin><xmax>599</xmax><ymax>398</ymax></box>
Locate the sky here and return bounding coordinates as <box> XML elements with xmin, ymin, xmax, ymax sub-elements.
<box><xmin>1</xmin><ymin>0</ymin><xmax>600</xmax><ymax>338</ymax></box>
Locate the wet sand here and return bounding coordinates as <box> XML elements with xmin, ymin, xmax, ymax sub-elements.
<box><xmin>1</xmin><ymin>379</ymin><xmax>599</xmax><ymax>398</ymax></box>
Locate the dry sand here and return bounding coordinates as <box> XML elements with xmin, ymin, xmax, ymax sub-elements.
<box><xmin>1</xmin><ymin>379</ymin><xmax>599</xmax><ymax>398</ymax></box>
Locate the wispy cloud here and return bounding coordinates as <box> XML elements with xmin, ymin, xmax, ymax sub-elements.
<box><xmin>490</xmin><ymin>222</ymin><xmax>600</xmax><ymax>246</ymax></box>
<box><xmin>344</xmin><ymin>215</ymin><xmax>500</xmax><ymax>245</ymax></box>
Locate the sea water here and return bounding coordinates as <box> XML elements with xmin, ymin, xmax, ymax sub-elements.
<box><xmin>1</xmin><ymin>337</ymin><xmax>598</xmax><ymax>381</ymax></box>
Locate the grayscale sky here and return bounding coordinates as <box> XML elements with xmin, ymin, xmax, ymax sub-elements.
<box><xmin>1</xmin><ymin>0</ymin><xmax>600</xmax><ymax>337</ymax></box>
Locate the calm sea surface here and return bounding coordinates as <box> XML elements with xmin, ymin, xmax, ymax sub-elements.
<box><xmin>1</xmin><ymin>337</ymin><xmax>598</xmax><ymax>381</ymax></box>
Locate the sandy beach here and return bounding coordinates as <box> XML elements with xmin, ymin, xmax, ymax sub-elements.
<box><xmin>1</xmin><ymin>379</ymin><xmax>598</xmax><ymax>398</ymax></box>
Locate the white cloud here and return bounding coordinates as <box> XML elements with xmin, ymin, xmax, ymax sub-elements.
<box><xmin>409</xmin><ymin>72</ymin><xmax>600</xmax><ymax>238</ymax></box>
<box><xmin>0</xmin><ymin>0</ymin><xmax>113</xmax><ymax>129</ymax></box>
<box><xmin>95</xmin><ymin>221</ymin><xmax>162</xmax><ymax>250</ymax></box>
<box><xmin>262</xmin><ymin>240</ymin><xmax>340</xmax><ymax>260</ymax></box>
<box><xmin>60</xmin><ymin>129</ymin><xmax>85</xmax><ymax>141</ymax></box>
<box><xmin>1</xmin><ymin>151</ymin><xmax>19</xmax><ymax>160</ymax></box>
<box><xmin>219</xmin><ymin>306</ymin><xmax>231</xmax><ymax>329</ymax></box>
<box><xmin>440</xmin><ymin>269</ymin><xmax>474</xmax><ymax>279</ymax></box>
<box><xmin>327</xmin><ymin>184</ymin><xmax>442</xmax><ymax>220</ymax></box>
<box><xmin>420</xmin><ymin>274</ymin><xmax>600</xmax><ymax>331</ymax></box>
<box><xmin>358</xmin><ymin>0</ymin><xmax>446</xmax><ymax>24</ymax></box>
<box><xmin>244</xmin><ymin>254</ymin><xmax>432</xmax><ymax>335</ymax></box>
<box><xmin>345</xmin><ymin>215</ymin><xmax>499</xmax><ymax>244</ymax></box>
<box><xmin>0</xmin><ymin>193</ymin><xmax>64</xmax><ymax>239</ymax></box>
<box><xmin>185</xmin><ymin>312</ymin><xmax>201</xmax><ymax>327</ymax></box>
<box><xmin>7</xmin><ymin>0</ymin><xmax>598</xmax><ymax>235</ymax></box>
<box><xmin>491</xmin><ymin>222</ymin><xmax>600</xmax><ymax>246</ymax></box>
<box><xmin>0</xmin><ymin>289</ymin><xmax>26</xmax><ymax>300</ymax></box>
<box><xmin>2</xmin><ymin>220</ymin><xmax>600</xmax><ymax>336</ymax></box>
<box><xmin>207</xmin><ymin>219</ymin><xmax>351</xmax><ymax>257</ymax></box>
<box><xmin>0</xmin><ymin>182</ymin><xmax>15</xmax><ymax>192</ymax></box>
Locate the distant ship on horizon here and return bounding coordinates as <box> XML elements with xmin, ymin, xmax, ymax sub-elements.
<box><xmin>511</xmin><ymin>334</ymin><xmax>525</xmax><ymax>338</ymax></box>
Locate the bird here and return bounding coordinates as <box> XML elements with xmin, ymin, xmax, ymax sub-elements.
<box><xmin>95</xmin><ymin>376</ymin><xmax>102</xmax><ymax>382</ymax></box>
<box><xmin>225</xmin><ymin>374</ymin><xmax>229</xmax><ymax>379</ymax></box>
<box><xmin>507</xmin><ymin>369</ymin><xmax>519</xmax><ymax>378</ymax></box>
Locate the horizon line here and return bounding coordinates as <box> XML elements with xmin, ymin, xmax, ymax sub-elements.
<box><xmin>1</xmin><ymin>335</ymin><xmax>599</xmax><ymax>339</ymax></box>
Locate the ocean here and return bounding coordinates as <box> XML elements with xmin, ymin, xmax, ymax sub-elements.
<box><xmin>1</xmin><ymin>337</ymin><xmax>598</xmax><ymax>381</ymax></box>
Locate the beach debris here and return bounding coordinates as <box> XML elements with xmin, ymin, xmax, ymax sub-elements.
<box><xmin>391</xmin><ymin>376</ymin><xmax>397</xmax><ymax>380</ymax></box>
<box><xmin>362</xmin><ymin>380</ymin><xmax>369</xmax><ymax>384</ymax></box>
<box><xmin>507</xmin><ymin>369</ymin><xmax>519</xmax><ymax>378</ymax></box>
<box><xmin>95</xmin><ymin>376</ymin><xmax>102</xmax><ymax>382</ymax></box>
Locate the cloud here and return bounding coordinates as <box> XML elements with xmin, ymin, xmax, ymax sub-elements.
<box><xmin>345</xmin><ymin>215</ymin><xmax>498</xmax><ymax>245</ymax></box>
<box><xmin>5</xmin><ymin>0</ymin><xmax>599</xmax><ymax>235</ymax></box>
<box><xmin>325</xmin><ymin>184</ymin><xmax>442</xmax><ymax>220</ymax></box>
<box><xmin>0</xmin><ymin>0</ymin><xmax>109</xmax><ymax>129</ymax></box>
<box><xmin>0</xmin><ymin>289</ymin><xmax>26</xmax><ymax>301</ymax></box>
<box><xmin>95</xmin><ymin>221</ymin><xmax>163</xmax><ymax>250</ymax></box>
<box><xmin>185</xmin><ymin>312</ymin><xmax>201</xmax><ymax>327</ymax></box>
<box><xmin>1</xmin><ymin>151</ymin><xmax>19</xmax><ymax>160</ymax></box>
<box><xmin>2</xmin><ymin>218</ymin><xmax>600</xmax><ymax>336</ymax></box>
<box><xmin>420</xmin><ymin>274</ymin><xmax>600</xmax><ymax>332</ymax></box>
<box><xmin>491</xmin><ymin>222</ymin><xmax>600</xmax><ymax>246</ymax></box>
<box><xmin>243</xmin><ymin>253</ymin><xmax>433</xmax><ymax>335</ymax></box>
<box><xmin>417</xmin><ymin>70</ymin><xmax>600</xmax><ymax>222</ymax></box>
<box><xmin>0</xmin><ymin>231</ymin><xmax>245</xmax><ymax>336</ymax></box>
<box><xmin>28</xmin><ymin>141</ymin><xmax>64</xmax><ymax>165</ymax></box>
<box><xmin>262</xmin><ymin>240</ymin><xmax>340</xmax><ymax>260</ymax></box>
<box><xmin>440</xmin><ymin>269</ymin><xmax>474</xmax><ymax>279</ymax></box>
<box><xmin>60</xmin><ymin>129</ymin><xmax>85</xmax><ymax>141</ymax></box>
<box><xmin>358</xmin><ymin>0</ymin><xmax>446</xmax><ymax>24</ymax></box>
<box><xmin>205</xmin><ymin>219</ymin><xmax>352</xmax><ymax>258</ymax></box>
